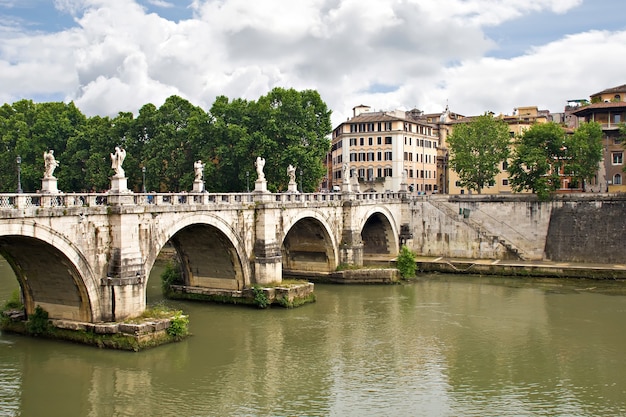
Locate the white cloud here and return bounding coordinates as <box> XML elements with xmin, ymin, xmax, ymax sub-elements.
<box><xmin>0</xmin><ymin>0</ymin><xmax>624</xmax><ymax>129</ymax></box>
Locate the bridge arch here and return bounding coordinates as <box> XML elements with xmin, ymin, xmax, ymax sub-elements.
<box><xmin>147</xmin><ymin>213</ymin><xmax>252</xmax><ymax>291</ymax></box>
<box><xmin>0</xmin><ymin>221</ymin><xmax>98</xmax><ymax>322</ymax></box>
<box><xmin>280</xmin><ymin>210</ymin><xmax>339</xmax><ymax>273</ymax></box>
<box><xmin>359</xmin><ymin>206</ymin><xmax>400</xmax><ymax>259</ymax></box>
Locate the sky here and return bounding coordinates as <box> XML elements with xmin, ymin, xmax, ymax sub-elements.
<box><xmin>1</xmin><ymin>0</ymin><xmax>625</xmax><ymax>127</ymax></box>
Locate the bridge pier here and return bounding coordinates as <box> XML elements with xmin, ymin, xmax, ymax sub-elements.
<box><xmin>340</xmin><ymin>200</ymin><xmax>364</xmax><ymax>267</ymax></box>
<box><xmin>253</xmin><ymin>203</ymin><xmax>282</xmax><ymax>284</ymax></box>
<box><xmin>104</xmin><ymin>207</ymin><xmax>147</xmax><ymax>321</ymax></box>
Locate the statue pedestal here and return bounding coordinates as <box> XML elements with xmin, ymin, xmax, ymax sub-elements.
<box><xmin>341</xmin><ymin>181</ymin><xmax>352</xmax><ymax>193</ymax></box>
<box><xmin>254</xmin><ymin>179</ymin><xmax>269</xmax><ymax>193</ymax></box>
<box><xmin>287</xmin><ymin>182</ymin><xmax>299</xmax><ymax>193</ymax></box>
<box><xmin>41</xmin><ymin>177</ymin><xmax>60</xmax><ymax>194</ymax></box>
<box><xmin>110</xmin><ymin>176</ymin><xmax>129</xmax><ymax>194</ymax></box>
<box><xmin>193</xmin><ymin>180</ymin><xmax>205</xmax><ymax>193</ymax></box>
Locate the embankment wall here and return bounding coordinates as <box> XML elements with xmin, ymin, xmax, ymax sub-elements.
<box><xmin>406</xmin><ymin>194</ymin><xmax>626</xmax><ymax>263</ymax></box>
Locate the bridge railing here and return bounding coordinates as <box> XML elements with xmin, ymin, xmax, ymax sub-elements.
<box><xmin>272</xmin><ymin>191</ymin><xmax>406</xmax><ymax>203</ymax></box>
<box><xmin>0</xmin><ymin>191</ymin><xmax>406</xmax><ymax>210</ymax></box>
<box><xmin>133</xmin><ymin>193</ymin><xmax>256</xmax><ymax>206</ymax></box>
<box><xmin>0</xmin><ymin>194</ymin><xmax>109</xmax><ymax>209</ymax></box>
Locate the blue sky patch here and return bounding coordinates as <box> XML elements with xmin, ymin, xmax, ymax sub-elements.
<box><xmin>0</xmin><ymin>1</ymin><xmax>76</xmax><ymax>33</ymax></box>
<box><xmin>366</xmin><ymin>83</ymin><xmax>399</xmax><ymax>94</ymax></box>
<box><xmin>484</xmin><ymin>0</ymin><xmax>626</xmax><ymax>58</ymax></box>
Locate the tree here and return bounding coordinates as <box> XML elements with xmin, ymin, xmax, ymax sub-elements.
<box><xmin>396</xmin><ymin>245</ymin><xmax>416</xmax><ymax>279</ymax></box>
<box><xmin>507</xmin><ymin>122</ymin><xmax>567</xmax><ymax>200</ymax></box>
<box><xmin>0</xmin><ymin>100</ymin><xmax>86</xmax><ymax>193</ymax></box>
<box><xmin>137</xmin><ymin>96</ymin><xmax>211</xmax><ymax>192</ymax></box>
<box><xmin>563</xmin><ymin>121</ymin><xmax>603</xmax><ymax>190</ymax></box>
<box><xmin>255</xmin><ymin>88</ymin><xmax>332</xmax><ymax>192</ymax></box>
<box><xmin>209</xmin><ymin>88</ymin><xmax>332</xmax><ymax>192</ymax></box>
<box><xmin>447</xmin><ymin>113</ymin><xmax>510</xmax><ymax>194</ymax></box>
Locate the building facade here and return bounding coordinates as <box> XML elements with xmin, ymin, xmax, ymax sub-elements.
<box><xmin>571</xmin><ymin>84</ymin><xmax>626</xmax><ymax>192</ymax></box>
<box><xmin>329</xmin><ymin>105</ymin><xmax>439</xmax><ymax>194</ymax></box>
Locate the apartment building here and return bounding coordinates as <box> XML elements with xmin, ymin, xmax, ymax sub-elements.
<box><xmin>446</xmin><ymin>106</ymin><xmax>548</xmax><ymax>195</ymax></box>
<box><xmin>329</xmin><ymin>105</ymin><xmax>439</xmax><ymax>193</ymax></box>
<box><xmin>570</xmin><ymin>84</ymin><xmax>626</xmax><ymax>192</ymax></box>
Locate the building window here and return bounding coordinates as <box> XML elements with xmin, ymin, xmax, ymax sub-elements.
<box><xmin>384</xmin><ymin>151</ymin><xmax>392</xmax><ymax>161</ymax></box>
<box><xmin>385</xmin><ymin>136</ymin><xmax>392</xmax><ymax>144</ymax></box>
<box><xmin>502</xmin><ymin>161</ymin><xmax>508</xmax><ymax>170</ymax></box>
<box><xmin>377</xmin><ymin>151</ymin><xmax>382</xmax><ymax>161</ymax></box>
<box><xmin>384</xmin><ymin>168</ymin><xmax>392</xmax><ymax>177</ymax></box>
<box><xmin>359</xmin><ymin>137</ymin><xmax>364</xmax><ymax>146</ymax></box>
<box><xmin>377</xmin><ymin>137</ymin><xmax>382</xmax><ymax>145</ymax></box>
<box><xmin>350</xmin><ymin>138</ymin><xmax>357</xmax><ymax>146</ymax></box>
<box><xmin>368</xmin><ymin>137</ymin><xmax>373</xmax><ymax>146</ymax></box>
<box><xmin>502</xmin><ymin>179</ymin><xmax>509</xmax><ymax>186</ymax></box>
<box><xmin>612</xmin><ymin>152</ymin><xmax>623</xmax><ymax>165</ymax></box>
<box><xmin>614</xmin><ymin>174</ymin><xmax>622</xmax><ymax>185</ymax></box>
<box><xmin>358</xmin><ymin>168</ymin><xmax>365</xmax><ymax>178</ymax></box>
<box><xmin>614</xmin><ymin>114</ymin><xmax>622</xmax><ymax>124</ymax></box>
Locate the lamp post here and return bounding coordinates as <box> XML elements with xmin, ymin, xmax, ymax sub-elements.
<box><xmin>142</xmin><ymin>166</ymin><xmax>146</xmax><ymax>193</ymax></box>
<box><xmin>246</xmin><ymin>171</ymin><xmax>249</xmax><ymax>192</ymax></box>
<box><xmin>299</xmin><ymin>169</ymin><xmax>303</xmax><ymax>193</ymax></box>
<box><xmin>16</xmin><ymin>155</ymin><xmax>22</xmax><ymax>194</ymax></box>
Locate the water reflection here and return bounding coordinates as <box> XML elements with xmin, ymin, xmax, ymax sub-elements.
<box><xmin>1</xmin><ymin>259</ymin><xmax>625</xmax><ymax>416</ymax></box>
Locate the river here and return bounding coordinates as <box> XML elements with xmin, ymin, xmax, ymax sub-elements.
<box><xmin>0</xmin><ymin>258</ymin><xmax>625</xmax><ymax>416</ymax></box>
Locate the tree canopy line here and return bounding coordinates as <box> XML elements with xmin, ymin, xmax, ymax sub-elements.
<box><xmin>0</xmin><ymin>88</ymin><xmax>617</xmax><ymax>199</ymax></box>
<box><xmin>447</xmin><ymin>114</ymin><xmax>609</xmax><ymax>200</ymax></box>
<box><xmin>0</xmin><ymin>87</ymin><xmax>332</xmax><ymax>194</ymax></box>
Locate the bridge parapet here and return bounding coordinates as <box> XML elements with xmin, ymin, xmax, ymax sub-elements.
<box><xmin>0</xmin><ymin>191</ymin><xmax>407</xmax><ymax>213</ymax></box>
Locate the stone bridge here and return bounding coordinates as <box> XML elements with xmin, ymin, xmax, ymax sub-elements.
<box><xmin>0</xmin><ymin>191</ymin><xmax>406</xmax><ymax>323</ymax></box>
<box><xmin>3</xmin><ymin>189</ymin><xmax>610</xmax><ymax>326</ymax></box>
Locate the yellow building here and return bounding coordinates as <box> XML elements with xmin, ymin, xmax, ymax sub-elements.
<box><xmin>329</xmin><ymin>105</ymin><xmax>439</xmax><ymax>194</ymax></box>
<box><xmin>444</xmin><ymin>106</ymin><xmax>548</xmax><ymax>195</ymax></box>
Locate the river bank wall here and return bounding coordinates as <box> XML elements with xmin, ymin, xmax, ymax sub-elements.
<box><xmin>406</xmin><ymin>193</ymin><xmax>626</xmax><ymax>264</ymax></box>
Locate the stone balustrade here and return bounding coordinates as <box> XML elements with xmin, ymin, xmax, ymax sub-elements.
<box><xmin>0</xmin><ymin>191</ymin><xmax>410</xmax><ymax>210</ymax></box>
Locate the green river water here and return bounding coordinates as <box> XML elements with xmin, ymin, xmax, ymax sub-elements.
<box><xmin>1</xmin><ymin>259</ymin><xmax>625</xmax><ymax>416</ymax></box>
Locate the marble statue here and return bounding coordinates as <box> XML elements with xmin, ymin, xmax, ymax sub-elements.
<box><xmin>110</xmin><ymin>146</ymin><xmax>126</xmax><ymax>178</ymax></box>
<box><xmin>255</xmin><ymin>156</ymin><xmax>265</xmax><ymax>181</ymax></box>
<box><xmin>287</xmin><ymin>164</ymin><xmax>296</xmax><ymax>184</ymax></box>
<box><xmin>194</xmin><ymin>160</ymin><xmax>205</xmax><ymax>181</ymax></box>
<box><xmin>43</xmin><ymin>150</ymin><xmax>59</xmax><ymax>178</ymax></box>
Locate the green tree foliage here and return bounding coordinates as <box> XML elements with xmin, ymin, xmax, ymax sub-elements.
<box><xmin>0</xmin><ymin>100</ymin><xmax>86</xmax><ymax>192</ymax></box>
<box><xmin>507</xmin><ymin>122</ymin><xmax>567</xmax><ymax>200</ymax></box>
<box><xmin>209</xmin><ymin>87</ymin><xmax>332</xmax><ymax>192</ymax></box>
<box><xmin>0</xmin><ymin>89</ymin><xmax>331</xmax><ymax>193</ymax></box>
<box><xmin>447</xmin><ymin>114</ymin><xmax>510</xmax><ymax>194</ymax></box>
<box><xmin>209</xmin><ymin>96</ymin><xmax>257</xmax><ymax>192</ymax></box>
<box><xmin>396</xmin><ymin>245</ymin><xmax>416</xmax><ymax>279</ymax></box>
<box><xmin>134</xmin><ymin>96</ymin><xmax>211</xmax><ymax>192</ymax></box>
<box><xmin>563</xmin><ymin>122</ymin><xmax>603</xmax><ymax>189</ymax></box>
